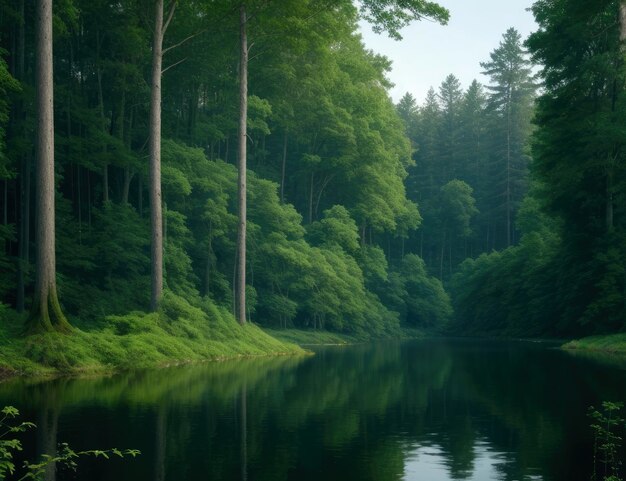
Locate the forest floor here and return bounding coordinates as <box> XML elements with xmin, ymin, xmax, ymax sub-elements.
<box><xmin>562</xmin><ymin>333</ymin><xmax>626</xmax><ymax>354</ymax></box>
<box><xmin>0</xmin><ymin>294</ymin><xmax>304</xmax><ymax>380</ymax></box>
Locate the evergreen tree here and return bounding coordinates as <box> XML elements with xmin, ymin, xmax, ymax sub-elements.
<box><xmin>481</xmin><ymin>28</ymin><xmax>535</xmax><ymax>248</ymax></box>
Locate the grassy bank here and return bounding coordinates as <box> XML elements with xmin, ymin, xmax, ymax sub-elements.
<box><xmin>0</xmin><ymin>293</ymin><xmax>304</xmax><ymax>379</ymax></box>
<box><xmin>264</xmin><ymin>326</ymin><xmax>426</xmax><ymax>346</ymax></box>
<box><xmin>562</xmin><ymin>333</ymin><xmax>626</xmax><ymax>354</ymax></box>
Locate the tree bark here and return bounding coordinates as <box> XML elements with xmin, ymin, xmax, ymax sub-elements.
<box><xmin>16</xmin><ymin>0</ymin><xmax>28</xmax><ymax>312</ymax></box>
<box><xmin>149</xmin><ymin>0</ymin><xmax>171</xmax><ymax>311</ymax></box>
<box><xmin>236</xmin><ymin>3</ymin><xmax>248</xmax><ymax>325</ymax></box>
<box><xmin>96</xmin><ymin>29</ymin><xmax>109</xmax><ymax>203</ymax></box>
<box><xmin>29</xmin><ymin>0</ymin><xmax>71</xmax><ymax>332</ymax></box>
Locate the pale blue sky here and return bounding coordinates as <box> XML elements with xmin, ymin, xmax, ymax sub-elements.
<box><xmin>358</xmin><ymin>0</ymin><xmax>537</xmax><ymax>104</ymax></box>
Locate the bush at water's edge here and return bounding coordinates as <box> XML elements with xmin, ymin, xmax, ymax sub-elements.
<box><xmin>562</xmin><ymin>333</ymin><xmax>626</xmax><ymax>354</ymax></box>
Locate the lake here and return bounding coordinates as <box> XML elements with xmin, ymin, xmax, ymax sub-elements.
<box><xmin>0</xmin><ymin>339</ymin><xmax>625</xmax><ymax>481</ymax></box>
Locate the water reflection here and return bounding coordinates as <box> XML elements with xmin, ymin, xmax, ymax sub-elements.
<box><xmin>0</xmin><ymin>340</ymin><xmax>624</xmax><ymax>481</ymax></box>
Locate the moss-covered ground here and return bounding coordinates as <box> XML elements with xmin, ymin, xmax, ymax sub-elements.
<box><xmin>0</xmin><ymin>293</ymin><xmax>304</xmax><ymax>379</ymax></box>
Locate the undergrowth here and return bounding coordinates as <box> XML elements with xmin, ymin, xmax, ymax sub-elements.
<box><xmin>0</xmin><ymin>292</ymin><xmax>303</xmax><ymax>378</ymax></box>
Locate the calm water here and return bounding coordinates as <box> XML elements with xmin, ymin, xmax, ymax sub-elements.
<box><xmin>1</xmin><ymin>339</ymin><xmax>625</xmax><ymax>481</ymax></box>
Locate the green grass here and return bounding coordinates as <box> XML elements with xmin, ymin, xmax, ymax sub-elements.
<box><xmin>264</xmin><ymin>326</ymin><xmax>425</xmax><ymax>346</ymax></box>
<box><xmin>562</xmin><ymin>333</ymin><xmax>626</xmax><ymax>353</ymax></box>
<box><xmin>0</xmin><ymin>293</ymin><xmax>304</xmax><ymax>379</ymax></box>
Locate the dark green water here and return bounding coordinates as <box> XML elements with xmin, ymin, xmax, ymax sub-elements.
<box><xmin>1</xmin><ymin>339</ymin><xmax>625</xmax><ymax>481</ymax></box>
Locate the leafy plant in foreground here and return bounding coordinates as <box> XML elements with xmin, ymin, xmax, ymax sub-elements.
<box><xmin>588</xmin><ymin>401</ymin><xmax>624</xmax><ymax>481</ymax></box>
<box><xmin>0</xmin><ymin>406</ymin><xmax>139</xmax><ymax>481</ymax></box>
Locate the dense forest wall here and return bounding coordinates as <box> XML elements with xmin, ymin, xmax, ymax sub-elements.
<box><xmin>0</xmin><ymin>0</ymin><xmax>624</xmax><ymax>339</ymax></box>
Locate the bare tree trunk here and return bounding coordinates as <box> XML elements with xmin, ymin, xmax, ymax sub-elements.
<box><xmin>29</xmin><ymin>0</ymin><xmax>71</xmax><ymax>332</ymax></box>
<box><xmin>16</xmin><ymin>0</ymin><xmax>28</xmax><ymax>312</ymax></box>
<box><xmin>122</xmin><ymin>169</ymin><xmax>133</xmax><ymax>205</ymax></box>
<box><xmin>236</xmin><ymin>3</ymin><xmax>248</xmax><ymax>325</ymax></box>
<box><xmin>505</xmin><ymin>102</ymin><xmax>511</xmax><ymax>247</ymax></box>
<box><xmin>308</xmin><ymin>172</ymin><xmax>314</xmax><ymax>224</ymax></box>
<box><xmin>439</xmin><ymin>230</ymin><xmax>446</xmax><ymax>280</ymax></box>
<box><xmin>96</xmin><ymin>29</ymin><xmax>109</xmax><ymax>203</ymax></box>
<box><xmin>280</xmin><ymin>129</ymin><xmax>287</xmax><ymax>203</ymax></box>
<box><xmin>149</xmin><ymin>0</ymin><xmax>175</xmax><ymax>311</ymax></box>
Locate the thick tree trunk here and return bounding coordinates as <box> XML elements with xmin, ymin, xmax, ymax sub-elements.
<box><xmin>149</xmin><ymin>0</ymin><xmax>166</xmax><ymax>311</ymax></box>
<box><xmin>236</xmin><ymin>3</ymin><xmax>248</xmax><ymax>325</ymax></box>
<box><xmin>29</xmin><ymin>0</ymin><xmax>71</xmax><ymax>333</ymax></box>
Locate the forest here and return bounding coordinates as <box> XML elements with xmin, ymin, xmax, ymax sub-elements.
<box><xmin>0</xmin><ymin>0</ymin><xmax>625</xmax><ymax>370</ymax></box>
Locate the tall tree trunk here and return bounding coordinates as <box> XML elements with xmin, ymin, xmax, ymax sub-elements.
<box><xmin>236</xmin><ymin>3</ymin><xmax>248</xmax><ymax>325</ymax></box>
<box><xmin>308</xmin><ymin>172</ymin><xmax>314</xmax><ymax>224</ymax></box>
<box><xmin>149</xmin><ymin>0</ymin><xmax>175</xmax><ymax>311</ymax></box>
<box><xmin>16</xmin><ymin>0</ymin><xmax>28</xmax><ymax>312</ymax></box>
<box><xmin>505</xmin><ymin>101</ymin><xmax>512</xmax><ymax>247</ymax></box>
<box><xmin>439</xmin><ymin>229</ymin><xmax>446</xmax><ymax>280</ymax></box>
<box><xmin>29</xmin><ymin>0</ymin><xmax>71</xmax><ymax>332</ymax></box>
<box><xmin>280</xmin><ymin>129</ymin><xmax>287</xmax><ymax>203</ymax></box>
<box><xmin>96</xmin><ymin>29</ymin><xmax>109</xmax><ymax>203</ymax></box>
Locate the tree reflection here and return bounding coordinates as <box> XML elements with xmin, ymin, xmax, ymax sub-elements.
<box><xmin>0</xmin><ymin>341</ymin><xmax>624</xmax><ymax>481</ymax></box>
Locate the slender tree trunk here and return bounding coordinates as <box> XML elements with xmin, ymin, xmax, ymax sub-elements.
<box><xmin>308</xmin><ymin>172</ymin><xmax>314</xmax><ymax>223</ymax></box>
<box><xmin>439</xmin><ymin>230</ymin><xmax>446</xmax><ymax>280</ymax></box>
<box><xmin>149</xmin><ymin>0</ymin><xmax>174</xmax><ymax>311</ymax></box>
<box><xmin>96</xmin><ymin>30</ymin><xmax>109</xmax><ymax>203</ymax></box>
<box><xmin>138</xmin><ymin>173</ymin><xmax>143</xmax><ymax>216</ymax></box>
<box><xmin>16</xmin><ymin>155</ymin><xmax>30</xmax><ymax>312</ymax></box>
<box><xmin>236</xmin><ymin>3</ymin><xmax>248</xmax><ymax>325</ymax></box>
<box><xmin>16</xmin><ymin>0</ymin><xmax>27</xmax><ymax>312</ymax></box>
<box><xmin>280</xmin><ymin>129</ymin><xmax>287</xmax><ymax>203</ymax></box>
<box><xmin>29</xmin><ymin>0</ymin><xmax>71</xmax><ymax>332</ymax></box>
<box><xmin>505</xmin><ymin>102</ymin><xmax>512</xmax><ymax>247</ymax></box>
<box><xmin>2</xmin><ymin>180</ymin><xmax>6</xmax><ymax>225</ymax></box>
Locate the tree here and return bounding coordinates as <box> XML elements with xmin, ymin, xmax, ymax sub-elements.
<box><xmin>480</xmin><ymin>28</ymin><xmax>535</xmax><ymax>248</ymax></box>
<box><xmin>237</xmin><ymin>2</ymin><xmax>249</xmax><ymax>325</ymax></box>
<box><xmin>29</xmin><ymin>0</ymin><xmax>72</xmax><ymax>332</ymax></box>
<box><xmin>433</xmin><ymin>180</ymin><xmax>478</xmax><ymax>279</ymax></box>
<box><xmin>149</xmin><ymin>0</ymin><xmax>177</xmax><ymax>312</ymax></box>
<box><xmin>526</xmin><ymin>0</ymin><xmax>626</xmax><ymax>333</ymax></box>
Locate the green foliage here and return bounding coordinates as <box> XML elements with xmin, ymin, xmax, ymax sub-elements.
<box><xmin>395</xmin><ymin>254</ymin><xmax>452</xmax><ymax>328</ymax></box>
<box><xmin>0</xmin><ymin>405</ymin><xmax>139</xmax><ymax>481</ymax></box>
<box><xmin>524</xmin><ymin>0</ymin><xmax>626</xmax><ymax>334</ymax></box>
<box><xmin>358</xmin><ymin>0</ymin><xmax>449</xmax><ymax>40</ymax></box>
<box><xmin>308</xmin><ymin>205</ymin><xmax>360</xmax><ymax>253</ymax></box>
<box><xmin>588</xmin><ymin>402</ymin><xmax>624</xmax><ymax>481</ymax></box>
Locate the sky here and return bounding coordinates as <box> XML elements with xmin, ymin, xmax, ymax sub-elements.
<box><xmin>358</xmin><ymin>0</ymin><xmax>538</xmax><ymax>104</ymax></box>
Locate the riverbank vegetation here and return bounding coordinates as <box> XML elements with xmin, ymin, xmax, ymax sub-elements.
<box><xmin>0</xmin><ymin>0</ymin><xmax>625</xmax><ymax>373</ymax></box>
<box><xmin>0</xmin><ymin>293</ymin><xmax>303</xmax><ymax>378</ymax></box>
<box><xmin>563</xmin><ymin>334</ymin><xmax>626</xmax><ymax>355</ymax></box>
